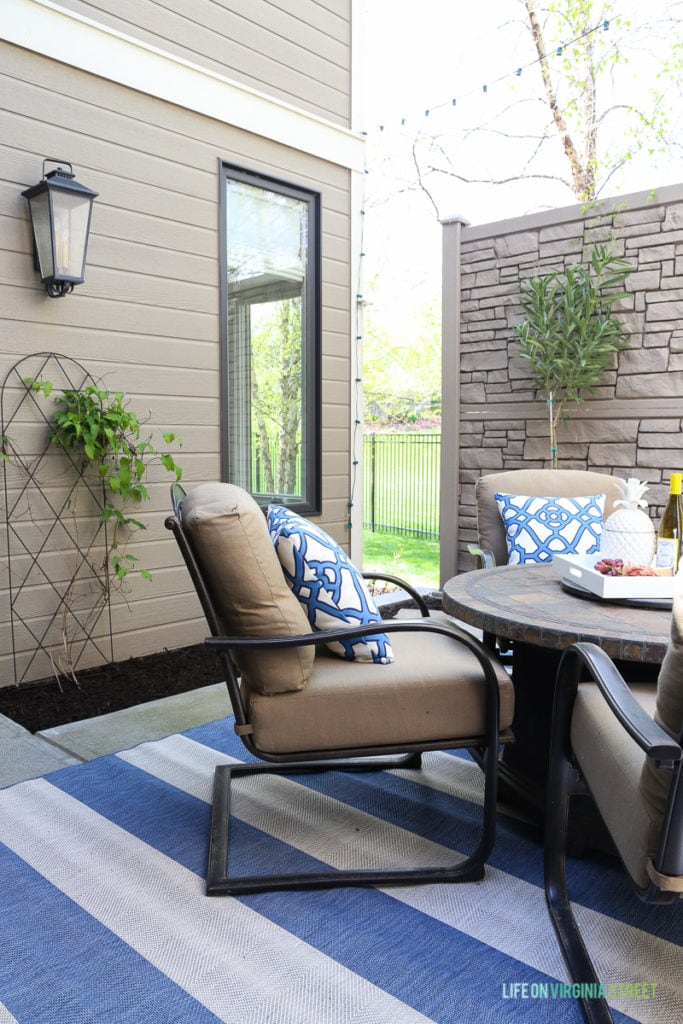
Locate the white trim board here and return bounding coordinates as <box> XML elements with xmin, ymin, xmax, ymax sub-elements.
<box><xmin>2</xmin><ymin>0</ymin><xmax>365</xmax><ymax>172</ymax></box>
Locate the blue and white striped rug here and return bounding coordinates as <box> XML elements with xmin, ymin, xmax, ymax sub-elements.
<box><xmin>0</xmin><ymin>717</ymin><xmax>680</xmax><ymax>1024</ymax></box>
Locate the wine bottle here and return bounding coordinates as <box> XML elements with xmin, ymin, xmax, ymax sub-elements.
<box><xmin>655</xmin><ymin>473</ymin><xmax>683</xmax><ymax>572</ymax></box>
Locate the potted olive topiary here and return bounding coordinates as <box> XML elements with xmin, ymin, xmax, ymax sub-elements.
<box><xmin>513</xmin><ymin>245</ymin><xmax>632</xmax><ymax>468</ymax></box>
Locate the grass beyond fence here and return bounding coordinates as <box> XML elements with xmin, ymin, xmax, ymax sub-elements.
<box><xmin>363</xmin><ymin>432</ymin><xmax>440</xmax><ymax>538</ymax></box>
<box><xmin>363</xmin><ymin>530</ymin><xmax>440</xmax><ymax>589</ymax></box>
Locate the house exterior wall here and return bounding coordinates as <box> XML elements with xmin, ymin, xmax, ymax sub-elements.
<box><xmin>441</xmin><ymin>183</ymin><xmax>683</xmax><ymax>580</ymax></box>
<box><xmin>51</xmin><ymin>0</ymin><xmax>352</xmax><ymax>125</ymax></box>
<box><xmin>0</xmin><ymin>0</ymin><xmax>362</xmax><ymax>685</ymax></box>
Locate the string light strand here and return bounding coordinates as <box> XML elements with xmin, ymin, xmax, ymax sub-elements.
<box><xmin>370</xmin><ymin>16</ymin><xmax>613</xmax><ymax>133</ymax></box>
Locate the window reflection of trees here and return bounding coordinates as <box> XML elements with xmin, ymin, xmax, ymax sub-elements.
<box><xmin>250</xmin><ymin>297</ymin><xmax>303</xmax><ymax>497</ymax></box>
<box><xmin>221</xmin><ymin>165</ymin><xmax>319</xmax><ymax>512</ymax></box>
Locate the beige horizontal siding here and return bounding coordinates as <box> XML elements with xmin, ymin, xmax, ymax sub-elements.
<box><xmin>53</xmin><ymin>0</ymin><xmax>352</xmax><ymax>125</ymax></box>
<box><xmin>0</xmin><ymin>41</ymin><xmax>353</xmax><ymax>685</ymax></box>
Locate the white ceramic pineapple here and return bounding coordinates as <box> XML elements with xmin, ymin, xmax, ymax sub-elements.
<box><xmin>600</xmin><ymin>477</ymin><xmax>656</xmax><ymax>565</ymax></box>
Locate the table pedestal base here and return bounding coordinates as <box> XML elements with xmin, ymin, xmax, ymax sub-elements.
<box><xmin>495</xmin><ymin>641</ymin><xmax>658</xmax><ymax>853</ymax></box>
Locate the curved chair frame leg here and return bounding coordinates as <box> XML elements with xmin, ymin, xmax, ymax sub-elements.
<box><xmin>207</xmin><ymin>744</ymin><xmax>499</xmax><ymax>896</ymax></box>
<box><xmin>544</xmin><ymin>650</ymin><xmax>614</xmax><ymax>1024</ymax></box>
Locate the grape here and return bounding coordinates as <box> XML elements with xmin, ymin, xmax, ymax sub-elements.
<box><xmin>594</xmin><ymin>558</ymin><xmax>624</xmax><ymax>576</ymax></box>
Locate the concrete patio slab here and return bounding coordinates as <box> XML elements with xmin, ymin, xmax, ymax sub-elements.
<box><xmin>37</xmin><ymin>683</ymin><xmax>230</xmax><ymax>761</ymax></box>
<box><xmin>0</xmin><ymin>714</ymin><xmax>82</xmax><ymax>788</ymax></box>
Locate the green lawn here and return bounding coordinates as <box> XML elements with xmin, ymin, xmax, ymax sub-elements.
<box><xmin>362</xmin><ymin>529</ymin><xmax>440</xmax><ymax>590</ymax></box>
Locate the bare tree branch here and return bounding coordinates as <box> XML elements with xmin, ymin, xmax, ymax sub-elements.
<box><xmin>411</xmin><ymin>137</ymin><xmax>441</xmax><ymax>218</ymax></box>
<box><xmin>424</xmin><ymin>165</ymin><xmax>573</xmax><ymax>189</ymax></box>
<box><xmin>523</xmin><ymin>0</ymin><xmax>594</xmax><ymax>196</ymax></box>
<box><xmin>367</xmin><ymin>1</ymin><xmax>682</xmax><ymax>220</ymax></box>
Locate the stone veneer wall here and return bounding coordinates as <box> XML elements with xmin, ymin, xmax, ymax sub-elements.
<box><xmin>441</xmin><ymin>182</ymin><xmax>683</xmax><ymax>576</ymax></box>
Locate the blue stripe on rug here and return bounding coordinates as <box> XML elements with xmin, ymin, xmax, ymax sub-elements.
<box><xmin>12</xmin><ymin>717</ymin><xmax>672</xmax><ymax>1024</ymax></box>
<box><xmin>43</xmin><ymin>761</ymin><xmax>595</xmax><ymax>1024</ymax></box>
<box><xmin>178</xmin><ymin>719</ymin><xmax>683</xmax><ymax>944</ymax></box>
<box><xmin>43</xmin><ymin>736</ymin><xmax>663</xmax><ymax>1023</ymax></box>
<box><xmin>0</xmin><ymin>842</ymin><xmax>223</xmax><ymax>1024</ymax></box>
<box><xmin>49</xmin><ymin>755</ymin><xmax>339</xmax><ymax>880</ymax></box>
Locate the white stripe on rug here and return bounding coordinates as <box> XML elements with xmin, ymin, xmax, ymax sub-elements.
<box><xmin>0</xmin><ymin>1002</ymin><xmax>21</xmax><ymax>1024</ymax></box>
<box><xmin>0</xmin><ymin>780</ymin><xmax>435</xmax><ymax>1024</ymax></box>
<box><xmin>120</xmin><ymin>739</ymin><xmax>468</xmax><ymax>872</ymax></box>
<box><xmin>118</xmin><ymin>737</ymin><xmax>486</xmax><ymax>808</ymax></box>
<box><xmin>120</xmin><ymin>734</ymin><xmax>682</xmax><ymax>1024</ymax></box>
<box><xmin>391</xmin><ymin>755</ymin><xmax>486</xmax><ymax>805</ymax></box>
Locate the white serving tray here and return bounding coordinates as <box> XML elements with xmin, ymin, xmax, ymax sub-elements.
<box><xmin>552</xmin><ymin>553</ymin><xmax>676</xmax><ymax>600</ymax></box>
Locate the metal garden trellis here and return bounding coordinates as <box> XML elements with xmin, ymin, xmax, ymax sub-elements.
<box><xmin>1</xmin><ymin>352</ymin><xmax>114</xmax><ymax>685</ymax></box>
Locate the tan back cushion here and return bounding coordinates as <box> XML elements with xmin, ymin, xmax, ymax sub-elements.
<box><xmin>181</xmin><ymin>483</ymin><xmax>314</xmax><ymax>694</ymax></box>
<box><xmin>475</xmin><ymin>469</ymin><xmax>622</xmax><ymax>567</ymax></box>
<box><xmin>640</xmin><ymin>587</ymin><xmax>683</xmax><ymax>814</ymax></box>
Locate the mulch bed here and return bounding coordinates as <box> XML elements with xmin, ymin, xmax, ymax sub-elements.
<box><xmin>0</xmin><ymin>644</ymin><xmax>225</xmax><ymax>734</ymax></box>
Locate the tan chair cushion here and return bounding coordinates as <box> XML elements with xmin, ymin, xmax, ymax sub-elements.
<box><xmin>572</xmin><ymin>681</ymin><xmax>660</xmax><ymax>890</ymax></box>
<box><xmin>475</xmin><ymin>470</ymin><xmax>622</xmax><ymax>567</ymax></box>
<box><xmin>181</xmin><ymin>483</ymin><xmax>314</xmax><ymax>695</ymax></box>
<box><xmin>242</xmin><ymin>629</ymin><xmax>514</xmax><ymax>755</ymax></box>
<box><xmin>640</xmin><ymin>588</ymin><xmax>683</xmax><ymax>814</ymax></box>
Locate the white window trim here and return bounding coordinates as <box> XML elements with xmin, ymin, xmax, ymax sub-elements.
<box><xmin>3</xmin><ymin>0</ymin><xmax>365</xmax><ymax>172</ymax></box>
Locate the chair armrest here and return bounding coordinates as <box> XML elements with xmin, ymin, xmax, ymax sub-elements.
<box><xmin>205</xmin><ymin>617</ymin><xmax>507</xmax><ymax>748</ymax></box>
<box><xmin>361</xmin><ymin>571</ymin><xmax>430</xmax><ymax>617</ymax></box>
<box><xmin>205</xmin><ymin>615</ymin><xmax>500</xmax><ymax>678</ymax></box>
<box><xmin>467</xmin><ymin>544</ymin><xmax>496</xmax><ymax>570</ymax></box>
<box><xmin>557</xmin><ymin>643</ymin><xmax>681</xmax><ymax>766</ymax></box>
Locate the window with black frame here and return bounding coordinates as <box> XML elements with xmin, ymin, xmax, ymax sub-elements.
<box><xmin>220</xmin><ymin>163</ymin><xmax>321</xmax><ymax>515</ymax></box>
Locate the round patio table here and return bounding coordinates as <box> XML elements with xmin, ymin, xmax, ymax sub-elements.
<box><xmin>442</xmin><ymin>563</ymin><xmax>672</xmax><ymax>819</ymax></box>
<box><xmin>442</xmin><ymin>562</ymin><xmax>671</xmax><ymax>664</ymax></box>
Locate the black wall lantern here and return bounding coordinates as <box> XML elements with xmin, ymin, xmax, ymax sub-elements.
<box><xmin>22</xmin><ymin>159</ymin><xmax>98</xmax><ymax>298</ymax></box>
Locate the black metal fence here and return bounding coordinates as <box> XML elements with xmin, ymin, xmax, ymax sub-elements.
<box><xmin>363</xmin><ymin>432</ymin><xmax>441</xmax><ymax>538</ymax></box>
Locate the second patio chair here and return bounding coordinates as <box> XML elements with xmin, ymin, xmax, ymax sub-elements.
<box><xmin>166</xmin><ymin>481</ymin><xmax>514</xmax><ymax>896</ymax></box>
<box><xmin>544</xmin><ymin>596</ymin><xmax>683</xmax><ymax>1024</ymax></box>
<box><xmin>469</xmin><ymin>468</ymin><xmax>623</xmax><ymax>569</ymax></box>
<box><xmin>467</xmin><ymin>468</ymin><xmax>624</xmax><ymax>663</ymax></box>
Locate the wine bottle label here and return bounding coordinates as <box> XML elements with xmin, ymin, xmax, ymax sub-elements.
<box><xmin>655</xmin><ymin>537</ymin><xmax>679</xmax><ymax>570</ymax></box>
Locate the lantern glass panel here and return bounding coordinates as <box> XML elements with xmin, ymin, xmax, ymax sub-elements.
<box><xmin>27</xmin><ymin>191</ymin><xmax>54</xmax><ymax>280</ymax></box>
<box><xmin>52</xmin><ymin>191</ymin><xmax>92</xmax><ymax>280</ymax></box>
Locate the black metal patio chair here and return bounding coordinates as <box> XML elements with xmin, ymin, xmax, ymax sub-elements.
<box><xmin>544</xmin><ymin>604</ymin><xmax>683</xmax><ymax>1023</ymax></box>
<box><xmin>165</xmin><ymin>481</ymin><xmax>514</xmax><ymax>896</ymax></box>
<box><xmin>468</xmin><ymin>468</ymin><xmax>622</xmax><ymax>570</ymax></box>
<box><xmin>467</xmin><ymin>468</ymin><xmax>623</xmax><ymax>668</ymax></box>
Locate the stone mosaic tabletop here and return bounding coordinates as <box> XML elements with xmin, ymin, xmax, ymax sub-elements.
<box><xmin>443</xmin><ymin>563</ymin><xmax>671</xmax><ymax>664</ymax></box>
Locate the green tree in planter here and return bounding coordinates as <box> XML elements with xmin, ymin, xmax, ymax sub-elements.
<box><xmin>512</xmin><ymin>245</ymin><xmax>631</xmax><ymax>467</ymax></box>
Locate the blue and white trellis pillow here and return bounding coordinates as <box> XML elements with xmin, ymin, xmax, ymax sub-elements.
<box><xmin>267</xmin><ymin>505</ymin><xmax>394</xmax><ymax>664</ymax></box>
<box><xmin>494</xmin><ymin>492</ymin><xmax>606</xmax><ymax>565</ymax></box>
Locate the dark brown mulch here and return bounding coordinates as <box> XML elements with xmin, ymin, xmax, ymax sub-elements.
<box><xmin>0</xmin><ymin>644</ymin><xmax>225</xmax><ymax>734</ymax></box>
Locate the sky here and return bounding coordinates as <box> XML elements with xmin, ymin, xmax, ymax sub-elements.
<box><xmin>359</xmin><ymin>0</ymin><xmax>683</xmax><ymax>335</ymax></box>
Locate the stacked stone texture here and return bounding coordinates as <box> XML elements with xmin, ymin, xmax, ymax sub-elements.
<box><xmin>457</xmin><ymin>187</ymin><xmax>683</xmax><ymax>571</ymax></box>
